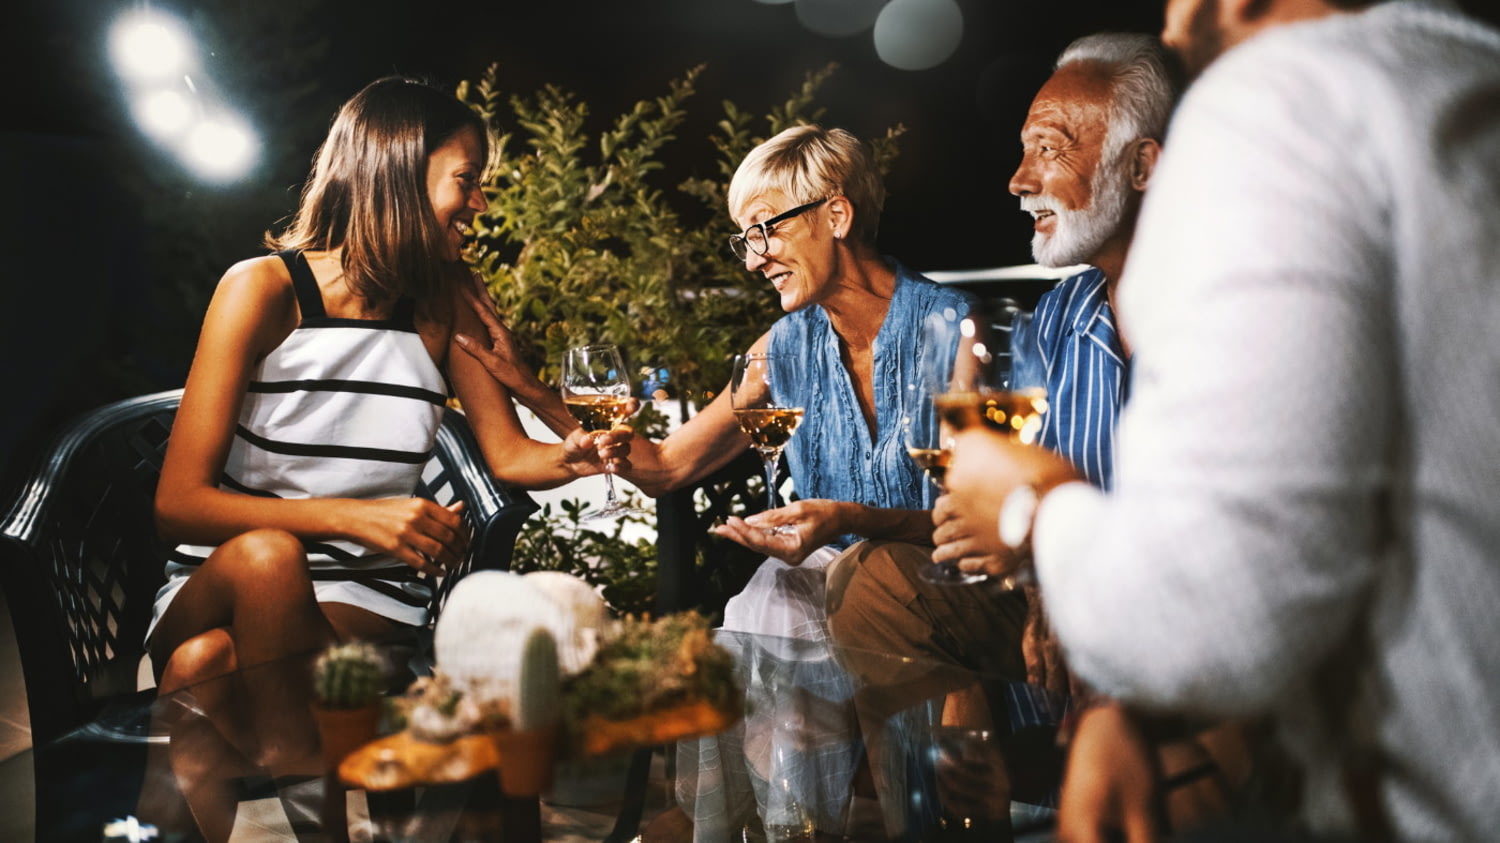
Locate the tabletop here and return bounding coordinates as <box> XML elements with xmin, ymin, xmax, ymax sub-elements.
<box><xmin>37</xmin><ymin>628</ymin><xmax>1065</xmax><ymax>842</ymax></box>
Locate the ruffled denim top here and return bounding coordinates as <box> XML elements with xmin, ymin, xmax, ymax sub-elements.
<box><xmin>769</xmin><ymin>261</ymin><xmax>974</xmax><ymax>549</ymax></box>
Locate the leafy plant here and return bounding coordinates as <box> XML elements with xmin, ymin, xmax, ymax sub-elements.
<box><xmin>456</xmin><ymin>62</ymin><xmax>904</xmax><ymax>612</ymax></box>
<box><xmin>512</xmin><ymin>495</ymin><xmax>659</xmax><ymax>617</ymax></box>
<box><xmin>456</xmin><ymin>63</ymin><xmax>905</xmax><ymax>418</ymax></box>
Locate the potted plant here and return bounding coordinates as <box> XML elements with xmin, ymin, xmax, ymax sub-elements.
<box><xmin>310</xmin><ymin>640</ymin><xmax>387</xmax><ymax>768</ymax></box>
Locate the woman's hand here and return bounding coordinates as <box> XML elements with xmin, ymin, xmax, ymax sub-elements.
<box><xmin>454</xmin><ymin>277</ymin><xmax>535</xmax><ymax>390</ymax></box>
<box><xmin>711</xmin><ymin>499</ymin><xmax>846</xmax><ymax>565</ymax></box>
<box><xmin>341</xmin><ymin>499</ymin><xmax>468</xmax><ymax>576</ymax></box>
<box><xmin>562</xmin><ymin>426</ymin><xmax>634</xmax><ymax>478</ymax></box>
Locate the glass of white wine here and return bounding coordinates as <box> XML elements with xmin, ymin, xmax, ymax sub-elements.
<box><xmin>925</xmin><ymin>304</ymin><xmax>1047</xmax><ymax>585</ymax></box>
<box><xmin>560</xmin><ymin>343</ymin><xmax>643</xmax><ymax>520</ymax></box>
<box><xmin>904</xmin><ymin>388</ymin><xmax>952</xmax><ymax>495</ymax></box>
<box><xmin>730</xmin><ymin>352</ymin><xmax>804</xmax><ymax>529</ymax></box>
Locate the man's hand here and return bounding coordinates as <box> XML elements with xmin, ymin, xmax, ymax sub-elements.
<box><xmin>710</xmin><ymin>499</ymin><xmax>846</xmax><ymax>565</ymax></box>
<box><xmin>1058</xmin><ymin>702</ymin><xmax>1161</xmax><ymax>843</ymax></box>
<box><xmin>938</xmin><ymin>427</ymin><xmax>1081</xmax><ymax>577</ymax></box>
<box><xmin>931</xmin><ymin>492</ymin><xmax>1011</xmax><ymax>576</ymax></box>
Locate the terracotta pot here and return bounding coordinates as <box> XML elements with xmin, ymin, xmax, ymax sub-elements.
<box><xmin>311</xmin><ymin>702</ymin><xmax>382</xmax><ymax>769</ymax></box>
<box><xmin>491</xmin><ymin>724</ymin><xmax>559</xmax><ymax>797</ymax></box>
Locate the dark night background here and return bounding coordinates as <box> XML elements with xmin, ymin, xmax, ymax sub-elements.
<box><xmin>3</xmin><ymin>0</ymin><xmax>1496</xmax><ymax>498</ymax></box>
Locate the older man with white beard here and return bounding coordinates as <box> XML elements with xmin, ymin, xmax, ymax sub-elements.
<box><xmin>823</xmin><ymin>29</ymin><xmax>1188</xmax><ymax>822</ymax></box>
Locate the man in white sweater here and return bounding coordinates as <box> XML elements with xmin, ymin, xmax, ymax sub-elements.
<box><xmin>938</xmin><ymin>1</ymin><xmax>1500</xmax><ymax>840</ymax></box>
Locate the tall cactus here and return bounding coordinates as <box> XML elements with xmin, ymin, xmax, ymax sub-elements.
<box><xmin>515</xmin><ymin>627</ymin><xmax>561</xmax><ymax>731</ymax></box>
<box><xmin>313</xmin><ymin>641</ymin><xmax>385</xmax><ymax>709</ymax></box>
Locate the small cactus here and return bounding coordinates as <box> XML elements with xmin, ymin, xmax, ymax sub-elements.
<box><xmin>515</xmin><ymin>627</ymin><xmax>560</xmax><ymax>731</ymax></box>
<box><xmin>313</xmin><ymin>641</ymin><xmax>386</xmax><ymax>709</ymax></box>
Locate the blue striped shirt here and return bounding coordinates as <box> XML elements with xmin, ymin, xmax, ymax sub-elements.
<box><xmin>1013</xmin><ymin>267</ymin><xmax>1129</xmax><ymax>490</ymax></box>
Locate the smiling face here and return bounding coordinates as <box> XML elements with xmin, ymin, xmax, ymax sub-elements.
<box><xmin>426</xmin><ymin>125</ymin><xmax>487</xmax><ymax>262</ymax></box>
<box><xmin>732</xmin><ymin>190</ymin><xmax>836</xmax><ymax>313</ymax></box>
<box><xmin>1008</xmin><ymin>65</ymin><xmax>1133</xmax><ymax>268</ymax></box>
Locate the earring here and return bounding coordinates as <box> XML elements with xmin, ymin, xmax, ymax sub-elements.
<box><xmin>833</xmin><ymin>231</ymin><xmax>843</xmax><ymax>240</ymax></box>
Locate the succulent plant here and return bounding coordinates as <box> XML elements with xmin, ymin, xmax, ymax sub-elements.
<box><xmin>313</xmin><ymin>641</ymin><xmax>386</xmax><ymax>709</ymax></box>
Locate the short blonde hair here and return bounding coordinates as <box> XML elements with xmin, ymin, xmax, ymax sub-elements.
<box><xmin>727</xmin><ymin>125</ymin><xmax>886</xmax><ymax>245</ymax></box>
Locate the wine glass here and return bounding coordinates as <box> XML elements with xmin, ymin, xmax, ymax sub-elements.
<box><xmin>904</xmin><ymin>387</ymin><xmax>952</xmax><ymax>495</ymax></box>
<box><xmin>730</xmin><ymin>352</ymin><xmax>804</xmax><ymax>531</ymax></box>
<box><xmin>906</xmin><ymin>307</ymin><xmax>966</xmax><ymax>498</ymax></box>
<box><xmin>924</xmin><ymin>303</ymin><xmax>1048</xmax><ymax>585</ymax></box>
<box><xmin>560</xmin><ymin>344</ymin><xmax>643</xmax><ymax>520</ymax></box>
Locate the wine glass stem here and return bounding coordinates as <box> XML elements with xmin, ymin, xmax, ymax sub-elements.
<box><xmin>603</xmin><ymin>470</ymin><xmax>618</xmax><ymax>506</ymax></box>
<box><xmin>763</xmin><ymin>452</ymin><xmax>781</xmax><ymax>510</ymax></box>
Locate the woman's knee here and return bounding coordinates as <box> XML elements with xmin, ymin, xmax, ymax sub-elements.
<box><xmin>160</xmin><ymin>629</ymin><xmax>237</xmax><ymax>694</ymax></box>
<box><xmin>212</xmin><ymin>528</ymin><xmax>309</xmax><ymax>583</ymax></box>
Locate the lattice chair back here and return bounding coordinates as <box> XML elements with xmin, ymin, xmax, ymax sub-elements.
<box><xmin>0</xmin><ymin>388</ymin><xmax>536</xmax><ymax>749</ymax></box>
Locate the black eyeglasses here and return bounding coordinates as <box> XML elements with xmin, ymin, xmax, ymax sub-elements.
<box><xmin>727</xmin><ymin>197</ymin><xmax>828</xmax><ymax>261</ymax></box>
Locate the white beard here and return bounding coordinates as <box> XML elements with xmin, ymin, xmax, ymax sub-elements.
<box><xmin>1023</xmin><ymin>153</ymin><xmax>1132</xmax><ymax>268</ymax></box>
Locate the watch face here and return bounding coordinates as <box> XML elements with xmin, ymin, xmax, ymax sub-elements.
<box><xmin>1000</xmin><ymin>483</ymin><xmax>1039</xmax><ymax>549</ymax></box>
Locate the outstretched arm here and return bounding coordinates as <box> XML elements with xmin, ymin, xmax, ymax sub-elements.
<box><xmin>447</xmin><ymin>276</ymin><xmax>629</xmax><ymax>491</ymax></box>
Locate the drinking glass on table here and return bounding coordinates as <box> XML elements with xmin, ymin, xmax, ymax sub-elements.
<box><xmin>560</xmin><ymin>343</ymin><xmax>643</xmax><ymax>520</ymax></box>
<box><xmin>925</xmin><ymin>304</ymin><xmax>1047</xmax><ymax>585</ymax></box>
<box><xmin>731</xmin><ymin>352</ymin><xmax>804</xmax><ymax>533</ymax></box>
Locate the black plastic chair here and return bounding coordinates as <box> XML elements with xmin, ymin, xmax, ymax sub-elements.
<box><xmin>0</xmin><ymin>388</ymin><xmax>537</xmax><ymax>841</ymax></box>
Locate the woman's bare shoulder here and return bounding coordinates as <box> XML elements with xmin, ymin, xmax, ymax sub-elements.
<box><xmin>201</xmin><ymin>255</ymin><xmax>299</xmax><ymax>348</ymax></box>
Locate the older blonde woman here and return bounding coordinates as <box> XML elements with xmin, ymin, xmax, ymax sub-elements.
<box><xmin>461</xmin><ymin>124</ymin><xmax>1027</xmax><ymax>836</ymax></box>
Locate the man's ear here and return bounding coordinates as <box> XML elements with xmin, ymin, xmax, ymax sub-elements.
<box><xmin>1222</xmin><ymin>0</ymin><xmax>1275</xmax><ymax>28</ymax></box>
<box><xmin>1131</xmin><ymin>138</ymin><xmax>1162</xmax><ymax>192</ymax></box>
<box><xmin>826</xmin><ymin>194</ymin><xmax>855</xmax><ymax>240</ymax></box>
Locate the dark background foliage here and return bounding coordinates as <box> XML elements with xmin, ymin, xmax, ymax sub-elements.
<box><xmin>5</xmin><ymin>0</ymin><xmax>1494</xmax><ymax>500</ymax></box>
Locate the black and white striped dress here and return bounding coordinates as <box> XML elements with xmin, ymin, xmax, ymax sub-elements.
<box><xmin>148</xmin><ymin>250</ymin><xmax>448</xmax><ymax>637</ymax></box>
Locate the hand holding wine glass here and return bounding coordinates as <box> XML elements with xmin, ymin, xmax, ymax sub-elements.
<box><xmin>560</xmin><ymin>343</ymin><xmax>643</xmax><ymax>520</ymax></box>
<box><xmin>924</xmin><ymin>304</ymin><xmax>1047</xmax><ymax>585</ymax></box>
<box><xmin>731</xmin><ymin>352</ymin><xmax>804</xmax><ymax>534</ymax></box>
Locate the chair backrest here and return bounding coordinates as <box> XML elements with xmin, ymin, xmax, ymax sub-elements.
<box><xmin>0</xmin><ymin>388</ymin><xmax>536</xmax><ymax>746</ymax></box>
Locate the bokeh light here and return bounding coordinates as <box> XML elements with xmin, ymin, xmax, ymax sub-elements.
<box><xmin>873</xmin><ymin>0</ymin><xmax>964</xmax><ymax>70</ymax></box>
<box><xmin>182</xmin><ymin>116</ymin><xmax>258</xmax><ymax>182</ymax></box>
<box><xmin>134</xmin><ymin>88</ymin><xmax>194</xmax><ymax>139</ymax></box>
<box><xmin>796</xmin><ymin>0</ymin><xmax>888</xmax><ymax>37</ymax></box>
<box><xmin>109</xmin><ymin>10</ymin><xmax>192</xmax><ymax>81</ymax></box>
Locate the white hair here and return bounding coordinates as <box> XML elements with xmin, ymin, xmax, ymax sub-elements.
<box><xmin>1056</xmin><ymin>32</ymin><xmax>1180</xmax><ymax>166</ymax></box>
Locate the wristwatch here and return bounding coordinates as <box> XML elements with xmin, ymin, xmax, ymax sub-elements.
<box><xmin>999</xmin><ymin>482</ymin><xmax>1041</xmax><ymax>552</ymax></box>
<box><xmin>996</xmin><ymin>483</ymin><xmax>1041</xmax><ymax>590</ymax></box>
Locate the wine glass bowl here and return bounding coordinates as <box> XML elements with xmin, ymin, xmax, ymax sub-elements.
<box><xmin>560</xmin><ymin>343</ymin><xmax>643</xmax><ymax>520</ymax></box>
<box><xmin>903</xmin><ymin>388</ymin><xmax>951</xmax><ymax>494</ymax></box>
<box><xmin>921</xmin><ymin>304</ymin><xmax>1047</xmax><ymax>586</ymax></box>
<box><xmin>731</xmin><ymin>353</ymin><xmax>803</xmax><ymax>529</ymax></box>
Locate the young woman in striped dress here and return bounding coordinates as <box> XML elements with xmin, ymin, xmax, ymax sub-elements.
<box><xmin>140</xmin><ymin>77</ymin><xmax>624</xmax><ymax>840</ymax></box>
